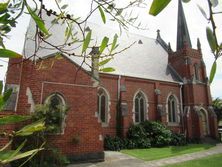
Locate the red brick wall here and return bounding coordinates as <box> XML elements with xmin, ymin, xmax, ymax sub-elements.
<box><xmin>5</xmin><ymin>55</ymin><xmax>103</xmax><ymax>157</ymax></box>
<box><xmin>6</xmin><ymin>58</ymin><xmax>23</xmax><ymax>85</ymax></box>
<box><xmin>100</xmin><ymin>74</ymin><xmax>182</xmax><ymax>137</ymax></box>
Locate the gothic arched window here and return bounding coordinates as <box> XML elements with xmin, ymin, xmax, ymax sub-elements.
<box><xmin>44</xmin><ymin>93</ymin><xmax>66</xmax><ymax>133</ymax></box>
<box><xmin>97</xmin><ymin>88</ymin><xmax>109</xmax><ymax>124</ymax></box>
<box><xmin>134</xmin><ymin>92</ymin><xmax>147</xmax><ymax>123</ymax></box>
<box><xmin>168</xmin><ymin>95</ymin><xmax>177</xmax><ymax>123</ymax></box>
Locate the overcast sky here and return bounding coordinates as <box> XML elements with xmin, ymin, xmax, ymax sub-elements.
<box><xmin>0</xmin><ymin>0</ymin><xmax>222</xmax><ymax>98</ymax></box>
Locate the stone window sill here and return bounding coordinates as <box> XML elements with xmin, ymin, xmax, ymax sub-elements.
<box><xmin>102</xmin><ymin>123</ymin><xmax>109</xmax><ymax>127</ymax></box>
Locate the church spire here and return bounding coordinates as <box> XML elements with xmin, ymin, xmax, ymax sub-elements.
<box><xmin>176</xmin><ymin>0</ymin><xmax>192</xmax><ymax>50</ymax></box>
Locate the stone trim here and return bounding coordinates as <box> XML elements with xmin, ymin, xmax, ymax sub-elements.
<box><xmin>97</xmin><ymin>87</ymin><xmax>111</xmax><ymax>127</ymax></box>
<box><xmin>165</xmin><ymin>92</ymin><xmax>180</xmax><ymax>123</ymax></box>
<box><xmin>132</xmin><ymin>89</ymin><xmax>149</xmax><ymax>123</ymax></box>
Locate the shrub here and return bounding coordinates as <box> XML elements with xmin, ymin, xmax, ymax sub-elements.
<box><xmin>104</xmin><ymin>135</ymin><xmax>123</xmax><ymax>151</ymax></box>
<box><xmin>122</xmin><ymin>138</ymin><xmax>136</xmax><ymax>149</ymax></box>
<box><xmin>104</xmin><ymin>121</ymin><xmax>183</xmax><ymax>150</ymax></box>
<box><xmin>11</xmin><ymin>104</ymin><xmax>70</xmax><ymax>167</ymax></box>
<box><xmin>127</xmin><ymin>124</ymin><xmax>151</xmax><ymax>148</ymax></box>
<box><xmin>104</xmin><ymin>126</ymin><xmax>151</xmax><ymax>151</ymax></box>
<box><xmin>12</xmin><ymin>136</ymin><xmax>70</xmax><ymax>167</ymax></box>
<box><xmin>170</xmin><ymin>133</ymin><xmax>187</xmax><ymax>146</ymax></box>
<box><xmin>141</xmin><ymin>121</ymin><xmax>172</xmax><ymax>147</ymax></box>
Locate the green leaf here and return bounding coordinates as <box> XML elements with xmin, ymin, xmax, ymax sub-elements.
<box><xmin>1</xmin><ymin>148</ymin><xmax>43</xmax><ymax>164</ymax></box>
<box><xmin>206</xmin><ymin>27</ymin><xmax>217</xmax><ymax>53</ymax></box>
<box><xmin>25</xmin><ymin>2</ymin><xmax>49</xmax><ymax>36</ymax></box>
<box><xmin>197</xmin><ymin>5</ymin><xmax>207</xmax><ymax>19</ymax></box>
<box><xmin>15</xmin><ymin>119</ymin><xmax>45</xmax><ymax>136</ymax></box>
<box><xmin>209</xmin><ymin>61</ymin><xmax>217</xmax><ymax>83</ymax></box>
<box><xmin>0</xmin><ymin>115</ymin><xmax>31</xmax><ymax>125</ymax></box>
<box><xmin>0</xmin><ymin>49</ymin><xmax>22</xmax><ymax>58</ymax></box>
<box><xmin>0</xmin><ymin>36</ymin><xmax>6</xmax><ymax>49</ymax></box>
<box><xmin>182</xmin><ymin>0</ymin><xmax>191</xmax><ymax>2</ymax></box>
<box><xmin>99</xmin><ymin>67</ymin><xmax>115</xmax><ymax>72</ymax></box>
<box><xmin>98</xmin><ymin>58</ymin><xmax>112</xmax><ymax>66</ymax></box>
<box><xmin>111</xmin><ymin>34</ymin><xmax>118</xmax><ymax>53</ymax></box>
<box><xmin>0</xmin><ymin>81</ymin><xmax>2</xmax><ymax>94</ymax></box>
<box><xmin>0</xmin><ymin>98</ymin><xmax>4</xmax><ymax>111</ymax></box>
<box><xmin>210</xmin><ymin>0</ymin><xmax>218</xmax><ymax>7</ymax></box>
<box><xmin>0</xmin><ymin>140</ymin><xmax>12</xmax><ymax>152</ymax></box>
<box><xmin>7</xmin><ymin>140</ymin><xmax>26</xmax><ymax>161</ymax></box>
<box><xmin>0</xmin><ymin>140</ymin><xmax>26</xmax><ymax>163</ymax></box>
<box><xmin>0</xmin><ymin>1</ymin><xmax>9</xmax><ymax>14</ymax></box>
<box><xmin>98</xmin><ymin>6</ymin><xmax>106</xmax><ymax>24</ymax></box>
<box><xmin>149</xmin><ymin>0</ymin><xmax>171</xmax><ymax>16</ymax></box>
<box><xmin>99</xmin><ymin>37</ymin><xmax>109</xmax><ymax>54</ymax></box>
<box><xmin>0</xmin><ymin>150</ymin><xmax>15</xmax><ymax>161</ymax></box>
<box><xmin>64</xmin><ymin>25</ymin><xmax>72</xmax><ymax>43</ymax></box>
<box><xmin>61</xmin><ymin>4</ymin><xmax>68</xmax><ymax>9</ymax></box>
<box><xmin>82</xmin><ymin>30</ymin><xmax>92</xmax><ymax>53</ymax></box>
<box><xmin>3</xmin><ymin>88</ymin><xmax>12</xmax><ymax>102</ymax></box>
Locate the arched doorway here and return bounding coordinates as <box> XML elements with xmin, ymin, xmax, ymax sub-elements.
<box><xmin>199</xmin><ymin>109</ymin><xmax>208</xmax><ymax>136</ymax></box>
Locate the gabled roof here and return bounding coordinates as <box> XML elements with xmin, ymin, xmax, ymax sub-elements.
<box><xmin>24</xmin><ymin>13</ymin><xmax>180</xmax><ymax>83</ymax></box>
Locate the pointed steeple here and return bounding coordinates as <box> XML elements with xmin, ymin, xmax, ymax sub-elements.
<box><xmin>176</xmin><ymin>0</ymin><xmax>192</xmax><ymax>50</ymax></box>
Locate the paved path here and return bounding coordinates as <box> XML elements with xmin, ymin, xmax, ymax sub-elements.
<box><xmin>68</xmin><ymin>143</ymin><xmax>222</xmax><ymax>167</ymax></box>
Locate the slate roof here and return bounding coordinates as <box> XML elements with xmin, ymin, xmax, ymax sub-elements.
<box><xmin>24</xmin><ymin>13</ymin><xmax>180</xmax><ymax>83</ymax></box>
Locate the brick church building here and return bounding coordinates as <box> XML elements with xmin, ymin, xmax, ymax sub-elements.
<box><xmin>3</xmin><ymin>0</ymin><xmax>218</xmax><ymax>162</ymax></box>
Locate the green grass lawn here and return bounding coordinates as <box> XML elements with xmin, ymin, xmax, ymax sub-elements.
<box><xmin>121</xmin><ymin>144</ymin><xmax>215</xmax><ymax>161</ymax></box>
<box><xmin>165</xmin><ymin>153</ymin><xmax>222</xmax><ymax>167</ymax></box>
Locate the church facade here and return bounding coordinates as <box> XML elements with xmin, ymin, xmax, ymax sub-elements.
<box><xmin>3</xmin><ymin>0</ymin><xmax>218</xmax><ymax>162</ymax></box>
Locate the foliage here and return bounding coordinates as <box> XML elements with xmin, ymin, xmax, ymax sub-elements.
<box><xmin>104</xmin><ymin>135</ymin><xmax>124</xmax><ymax>151</ymax></box>
<box><xmin>0</xmin><ymin>81</ymin><xmax>46</xmax><ymax>166</ymax></box>
<box><xmin>170</xmin><ymin>133</ymin><xmax>187</xmax><ymax>146</ymax></box>
<box><xmin>104</xmin><ymin>135</ymin><xmax>150</xmax><ymax>151</ymax></box>
<box><xmin>11</xmin><ymin>136</ymin><xmax>69</xmax><ymax>167</ymax></box>
<box><xmin>141</xmin><ymin>121</ymin><xmax>172</xmax><ymax>147</ymax></box>
<box><xmin>32</xmin><ymin>104</ymin><xmax>68</xmax><ymax>134</ymax></box>
<box><xmin>104</xmin><ymin>121</ymin><xmax>189</xmax><ymax>151</ymax></box>
<box><xmin>104</xmin><ymin>121</ymin><xmax>177</xmax><ymax>151</ymax></box>
<box><xmin>127</xmin><ymin>124</ymin><xmax>151</xmax><ymax>149</ymax></box>
<box><xmin>104</xmin><ymin>124</ymin><xmax>151</xmax><ymax>151</ymax></box>
<box><xmin>11</xmin><ymin>104</ymin><xmax>69</xmax><ymax>166</ymax></box>
<box><xmin>0</xmin><ymin>81</ymin><xmax>13</xmax><ymax>111</ymax></box>
<box><xmin>0</xmin><ymin>118</ymin><xmax>45</xmax><ymax>166</ymax></box>
<box><xmin>212</xmin><ymin>98</ymin><xmax>222</xmax><ymax>122</ymax></box>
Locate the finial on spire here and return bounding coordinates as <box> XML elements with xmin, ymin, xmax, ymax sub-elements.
<box><xmin>176</xmin><ymin>0</ymin><xmax>192</xmax><ymax>50</ymax></box>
